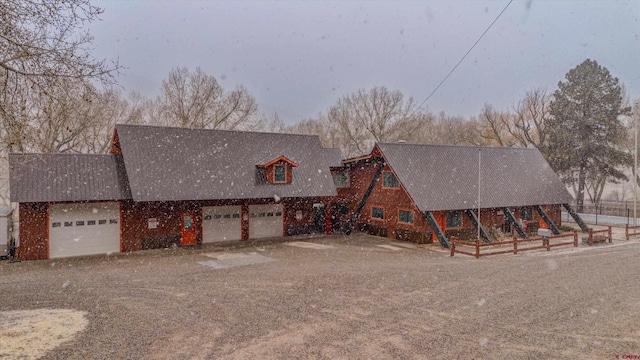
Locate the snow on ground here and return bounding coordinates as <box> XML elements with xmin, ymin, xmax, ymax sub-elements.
<box><xmin>0</xmin><ymin>309</ymin><xmax>88</xmax><ymax>359</ymax></box>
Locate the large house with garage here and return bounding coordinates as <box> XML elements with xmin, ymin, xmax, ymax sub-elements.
<box><xmin>10</xmin><ymin>124</ymin><xmax>343</xmax><ymax>260</ymax></box>
<box><xmin>332</xmin><ymin>143</ymin><xmax>579</xmax><ymax>247</ymax></box>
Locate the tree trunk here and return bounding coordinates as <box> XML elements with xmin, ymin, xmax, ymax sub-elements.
<box><xmin>576</xmin><ymin>163</ymin><xmax>587</xmax><ymax>212</ymax></box>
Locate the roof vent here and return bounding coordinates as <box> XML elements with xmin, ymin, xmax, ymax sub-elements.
<box><xmin>398</xmin><ymin>140</ymin><xmax>406</xmax><ymax>144</ymax></box>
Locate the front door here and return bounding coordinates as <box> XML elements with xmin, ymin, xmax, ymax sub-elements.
<box><xmin>313</xmin><ymin>205</ymin><xmax>325</xmax><ymax>233</ymax></box>
<box><xmin>181</xmin><ymin>212</ymin><xmax>197</xmax><ymax>246</ymax></box>
<box><xmin>432</xmin><ymin>212</ymin><xmax>446</xmax><ymax>242</ymax></box>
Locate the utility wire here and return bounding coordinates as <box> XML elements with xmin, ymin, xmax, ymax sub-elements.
<box><xmin>412</xmin><ymin>0</ymin><xmax>514</xmax><ymax>115</ymax></box>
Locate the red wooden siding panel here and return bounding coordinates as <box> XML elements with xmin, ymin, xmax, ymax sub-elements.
<box><xmin>18</xmin><ymin>203</ymin><xmax>49</xmax><ymax>260</ymax></box>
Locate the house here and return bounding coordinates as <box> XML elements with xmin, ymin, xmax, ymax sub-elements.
<box><xmin>332</xmin><ymin>143</ymin><xmax>577</xmax><ymax>247</ymax></box>
<box><xmin>10</xmin><ymin>124</ymin><xmax>343</xmax><ymax>260</ymax></box>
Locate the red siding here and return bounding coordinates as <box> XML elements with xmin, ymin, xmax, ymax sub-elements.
<box><xmin>264</xmin><ymin>162</ymin><xmax>293</xmax><ymax>184</ymax></box>
<box><xmin>336</xmin><ymin>158</ymin><xmax>433</xmax><ymax>242</ymax></box>
<box><xmin>335</xmin><ymin>146</ymin><xmax>567</xmax><ymax>243</ymax></box>
<box><xmin>18</xmin><ymin>203</ymin><xmax>49</xmax><ymax>260</ymax></box>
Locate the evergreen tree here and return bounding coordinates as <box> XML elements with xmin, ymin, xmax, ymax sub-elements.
<box><xmin>543</xmin><ymin>59</ymin><xmax>631</xmax><ymax>212</ymax></box>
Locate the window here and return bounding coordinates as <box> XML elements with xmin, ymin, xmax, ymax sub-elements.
<box><xmin>98</xmin><ymin>219</ymin><xmax>107</xmax><ymax>225</ymax></box>
<box><xmin>446</xmin><ymin>211</ymin><xmax>462</xmax><ymax>228</ymax></box>
<box><xmin>383</xmin><ymin>172</ymin><xmax>399</xmax><ymax>188</ymax></box>
<box><xmin>214</xmin><ymin>214</ymin><xmax>222</xmax><ymax>219</ymax></box>
<box><xmin>275</xmin><ymin>211</ymin><xmax>283</xmax><ymax>217</ymax></box>
<box><xmin>521</xmin><ymin>207</ymin><xmax>533</xmax><ymax>221</ymax></box>
<box><xmin>183</xmin><ymin>215</ymin><xmax>193</xmax><ymax>230</ymax></box>
<box><xmin>333</xmin><ymin>172</ymin><xmax>349</xmax><ymax>187</ymax></box>
<box><xmin>274</xmin><ymin>165</ymin><xmax>286</xmax><ymax>183</ymax></box>
<box><xmin>76</xmin><ymin>220</ymin><xmax>85</xmax><ymax>226</ymax></box>
<box><xmin>232</xmin><ymin>213</ymin><xmax>240</xmax><ymax>219</ymax></box>
<box><xmin>64</xmin><ymin>221</ymin><xmax>73</xmax><ymax>227</ymax></box>
<box><xmin>372</xmin><ymin>207</ymin><xmax>384</xmax><ymax>220</ymax></box>
<box><xmin>204</xmin><ymin>214</ymin><xmax>213</xmax><ymax>220</ymax></box>
<box><xmin>223</xmin><ymin>214</ymin><xmax>231</xmax><ymax>219</ymax></box>
<box><xmin>266</xmin><ymin>212</ymin><xmax>274</xmax><ymax>217</ymax></box>
<box><xmin>398</xmin><ymin>210</ymin><xmax>413</xmax><ymax>224</ymax></box>
<box><xmin>109</xmin><ymin>219</ymin><xmax>118</xmax><ymax>224</ymax></box>
<box><xmin>87</xmin><ymin>220</ymin><xmax>96</xmax><ymax>225</ymax></box>
<box><xmin>52</xmin><ymin>222</ymin><xmax>61</xmax><ymax>228</ymax></box>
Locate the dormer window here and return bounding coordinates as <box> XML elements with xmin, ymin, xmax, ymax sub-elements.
<box><xmin>256</xmin><ymin>155</ymin><xmax>298</xmax><ymax>185</ymax></box>
<box><xmin>274</xmin><ymin>165</ymin><xmax>286</xmax><ymax>183</ymax></box>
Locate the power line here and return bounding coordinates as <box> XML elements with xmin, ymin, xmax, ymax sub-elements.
<box><xmin>412</xmin><ymin>0</ymin><xmax>514</xmax><ymax>115</ymax></box>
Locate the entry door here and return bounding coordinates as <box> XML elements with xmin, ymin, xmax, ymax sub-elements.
<box><xmin>313</xmin><ymin>205</ymin><xmax>325</xmax><ymax>233</ymax></box>
<box><xmin>331</xmin><ymin>203</ymin><xmax>349</xmax><ymax>233</ymax></box>
<box><xmin>181</xmin><ymin>213</ymin><xmax>197</xmax><ymax>245</ymax></box>
<box><xmin>432</xmin><ymin>212</ymin><xmax>446</xmax><ymax>242</ymax></box>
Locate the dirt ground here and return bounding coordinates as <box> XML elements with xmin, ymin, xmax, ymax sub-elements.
<box><xmin>1</xmin><ymin>231</ymin><xmax>639</xmax><ymax>360</ymax></box>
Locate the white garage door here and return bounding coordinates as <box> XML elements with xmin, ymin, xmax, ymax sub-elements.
<box><xmin>202</xmin><ymin>206</ymin><xmax>242</xmax><ymax>243</ymax></box>
<box><xmin>49</xmin><ymin>202</ymin><xmax>120</xmax><ymax>258</ymax></box>
<box><xmin>249</xmin><ymin>204</ymin><xmax>284</xmax><ymax>239</ymax></box>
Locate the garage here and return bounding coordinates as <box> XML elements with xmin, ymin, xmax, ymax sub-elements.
<box><xmin>249</xmin><ymin>204</ymin><xmax>284</xmax><ymax>239</ymax></box>
<box><xmin>202</xmin><ymin>206</ymin><xmax>242</xmax><ymax>243</ymax></box>
<box><xmin>49</xmin><ymin>202</ymin><xmax>121</xmax><ymax>258</ymax></box>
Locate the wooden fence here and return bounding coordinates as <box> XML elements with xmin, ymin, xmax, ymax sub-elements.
<box><xmin>450</xmin><ymin>232</ymin><xmax>578</xmax><ymax>258</ymax></box>
<box><xmin>586</xmin><ymin>227</ymin><xmax>612</xmax><ymax>246</ymax></box>
<box><xmin>625</xmin><ymin>224</ymin><xmax>640</xmax><ymax>241</ymax></box>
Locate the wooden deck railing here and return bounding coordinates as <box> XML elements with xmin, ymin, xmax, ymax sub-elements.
<box><xmin>450</xmin><ymin>232</ymin><xmax>578</xmax><ymax>258</ymax></box>
<box><xmin>625</xmin><ymin>224</ymin><xmax>640</xmax><ymax>241</ymax></box>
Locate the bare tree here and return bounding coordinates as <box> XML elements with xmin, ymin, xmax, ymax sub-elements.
<box><xmin>77</xmin><ymin>89</ymin><xmax>149</xmax><ymax>153</ymax></box>
<box><xmin>327</xmin><ymin>86</ymin><xmax>424</xmax><ymax>157</ymax></box>
<box><xmin>431</xmin><ymin>112</ymin><xmax>481</xmax><ymax>145</ymax></box>
<box><xmin>286</xmin><ymin>114</ymin><xmax>343</xmax><ymax>150</ymax></box>
<box><xmin>255</xmin><ymin>112</ymin><xmax>286</xmax><ymax>133</ymax></box>
<box><xmin>156</xmin><ymin>67</ymin><xmax>258</xmax><ymax>130</ymax></box>
<box><xmin>476</xmin><ymin>104</ymin><xmax>516</xmax><ymax>147</ymax></box>
<box><xmin>510</xmin><ymin>88</ymin><xmax>550</xmax><ymax>148</ymax></box>
<box><xmin>1</xmin><ymin>0</ymin><xmax>119</xmax><ymax>153</ymax></box>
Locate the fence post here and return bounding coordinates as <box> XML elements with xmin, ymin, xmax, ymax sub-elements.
<box><xmin>450</xmin><ymin>239</ymin><xmax>455</xmax><ymax>257</ymax></box>
<box><xmin>588</xmin><ymin>228</ymin><xmax>593</xmax><ymax>246</ymax></box>
<box><xmin>475</xmin><ymin>238</ymin><xmax>480</xmax><ymax>259</ymax></box>
<box><xmin>546</xmin><ymin>237</ymin><xmax>551</xmax><ymax>251</ymax></box>
<box><xmin>573</xmin><ymin>231</ymin><xmax>578</xmax><ymax>247</ymax></box>
<box><xmin>626</xmin><ymin>223</ymin><xmax>629</xmax><ymax>241</ymax></box>
<box><xmin>513</xmin><ymin>235</ymin><xmax>518</xmax><ymax>254</ymax></box>
<box><xmin>608</xmin><ymin>226</ymin><xmax>612</xmax><ymax>243</ymax></box>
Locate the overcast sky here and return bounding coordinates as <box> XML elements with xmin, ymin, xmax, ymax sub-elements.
<box><xmin>89</xmin><ymin>0</ymin><xmax>640</xmax><ymax>124</ymax></box>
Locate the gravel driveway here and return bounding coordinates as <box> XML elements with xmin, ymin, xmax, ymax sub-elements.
<box><xmin>1</xmin><ymin>233</ymin><xmax>639</xmax><ymax>359</ymax></box>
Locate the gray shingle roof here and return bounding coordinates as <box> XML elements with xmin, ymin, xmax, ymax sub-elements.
<box><xmin>9</xmin><ymin>154</ymin><xmax>131</xmax><ymax>203</ymax></box>
<box><xmin>377</xmin><ymin>143</ymin><xmax>574</xmax><ymax>212</ymax></box>
<box><xmin>115</xmin><ymin>124</ymin><xmax>343</xmax><ymax>202</ymax></box>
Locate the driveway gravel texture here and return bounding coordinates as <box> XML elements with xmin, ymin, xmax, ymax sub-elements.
<box><xmin>1</xmin><ymin>232</ymin><xmax>639</xmax><ymax>359</ymax></box>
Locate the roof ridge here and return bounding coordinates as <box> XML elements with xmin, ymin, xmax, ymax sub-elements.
<box><xmin>115</xmin><ymin>123</ymin><xmax>323</xmax><ymax>139</ymax></box>
<box><xmin>9</xmin><ymin>153</ymin><xmax>117</xmax><ymax>157</ymax></box>
<box><xmin>378</xmin><ymin>142</ymin><xmax>539</xmax><ymax>151</ymax></box>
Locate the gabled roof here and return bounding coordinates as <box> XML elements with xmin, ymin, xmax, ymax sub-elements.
<box><xmin>9</xmin><ymin>154</ymin><xmax>131</xmax><ymax>203</ymax></box>
<box><xmin>256</xmin><ymin>155</ymin><xmax>299</xmax><ymax>168</ymax></box>
<box><xmin>377</xmin><ymin>143</ymin><xmax>574</xmax><ymax>212</ymax></box>
<box><xmin>114</xmin><ymin>124</ymin><xmax>343</xmax><ymax>202</ymax></box>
